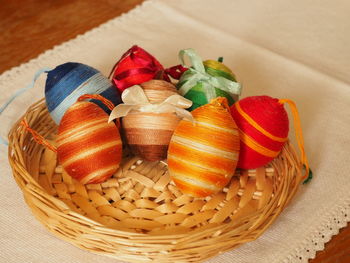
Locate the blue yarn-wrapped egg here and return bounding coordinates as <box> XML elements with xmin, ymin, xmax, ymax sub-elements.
<box><xmin>45</xmin><ymin>62</ymin><xmax>121</xmax><ymax>124</ymax></box>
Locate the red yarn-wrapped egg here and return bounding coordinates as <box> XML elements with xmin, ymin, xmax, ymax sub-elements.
<box><xmin>57</xmin><ymin>101</ymin><xmax>122</xmax><ymax>184</ymax></box>
<box><xmin>230</xmin><ymin>96</ymin><xmax>289</xmax><ymax>169</ymax></box>
<box><xmin>111</xmin><ymin>45</ymin><xmax>170</xmax><ymax>93</ymax></box>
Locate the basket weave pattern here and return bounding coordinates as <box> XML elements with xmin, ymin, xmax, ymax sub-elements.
<box><xmin>8</xmin><ymin>99</ymin><xmax>303</xmax><ymax>263</ymax></box>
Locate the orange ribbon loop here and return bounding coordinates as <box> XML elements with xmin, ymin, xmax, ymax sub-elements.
<box><xmin>21</xmin><ymin>119</ymin><xmax>57</xmax><ymax>153</ymax></box>
<box><xmin>77</xmin><ymin>94</ymin><xmax>115</xmax><ymax>111</ymax></box>
<box><xmin>279</xmin><ymin>99</ymin><xmax>310</xmax><ymax>181</ymax></box>
<box><xmin>77</xmin><ymin>94</ymin><xmax>120</xmax><ymax>129</ymax></box>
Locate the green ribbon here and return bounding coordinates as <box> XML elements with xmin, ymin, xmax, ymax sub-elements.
<box><xmin>177</xmin><ymin>48</ymin><xmax>241</xmax><ymax>102</ymax></box>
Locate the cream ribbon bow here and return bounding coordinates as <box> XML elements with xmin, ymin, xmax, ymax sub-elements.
<box><xmin>108</xmin><ymin>85</ymin><xmax>193</xmax><ymax>122</ymax></box>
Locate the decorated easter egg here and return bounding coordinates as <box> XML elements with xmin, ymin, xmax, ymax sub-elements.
<box><xmin>168</xmin><ymin>97</ymin><xmax>240</xmax><ymax>197</ymax></box>
<box><xmin>57</xmin><ymin>101</ymin><xmax>122</xmax><ymax>184</ymax></box>
<box><xmin>121</xmin><ymin>80</ymin><xmax>183</xmax><ymax>161</ymax></box>
<box><xmin>203</xmin><ymin>59</ymin><xmax>237</xmax><ymax>82</ymax></box>
<box><xmin>110</xmin><ymin>45</ymin><xmax>170</xmax><ymax>94</ymax></box>
<box><xmin>45</xmin><ymin>62</ymin><xmax>121</xmax><ymax>124</ymax></box>
<box><xmin>230</xmin><ymin>96</ymin><xmax>289</xmax><ymax>169</ymax></box>
<box><xmin>176</xmin><ymin>48</ymin><xmax>241</xmax><ymax>111</ymax></box>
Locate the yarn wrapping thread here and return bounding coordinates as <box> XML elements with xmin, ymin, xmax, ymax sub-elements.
<box><xmin>109</xmin><ymin>45</ymin><xmax>170</xmax><ymax>94</ymax></box>
<box><xmin>231</xmin><ymin>96</ymin><xmax>310</xmax><ymax>181</ymax></box>
<box><xmin>168</xmin><ymin>97</ymin><xmax>240</xmax><ymax>197</ymax></box>
<box><xmin>109</xmin><ymin>80</ymin><xmax>193</xmax><ymax>162</ymax></box>
<box><xmin>23</xmin><ymin>94</ymin><xmax>122</xmax><ymax>184</ymax></box>
<box><xmin>45</xmin><ymin>62</ymin><xmax>121</xmax><ymax>124</ymax></box>
<box><xmin>203</xmin><ymin>59</ymin><xmax>237</xmax><ymax>82</ymax></box>
<box><xmin>176</xmin><ymin>48</ymin><xmax>241</xmax><ymax>111</ymax></box>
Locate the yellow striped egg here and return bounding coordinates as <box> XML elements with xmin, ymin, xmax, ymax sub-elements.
<box><xmin>167</xmin><ymin>97</ymin><xmax>240</xmax><ymax>197</ymax></box>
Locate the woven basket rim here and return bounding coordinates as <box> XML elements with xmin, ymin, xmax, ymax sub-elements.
<box><xmin>7</xmin><ymin>99</ymin><xmax>303</xmax><ymax>262</ymax></box>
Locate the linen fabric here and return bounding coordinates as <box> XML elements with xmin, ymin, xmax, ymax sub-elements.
<box><xmin>0</xmin><ymin>0</ymin><xmax>349</xmax><ymax>262</ymax></box>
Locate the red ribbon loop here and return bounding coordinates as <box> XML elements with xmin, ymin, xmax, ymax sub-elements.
<box><xmin>165</xmin><ymin>64</ymin><xmax>188</xmax><ymax>80</ymax></box>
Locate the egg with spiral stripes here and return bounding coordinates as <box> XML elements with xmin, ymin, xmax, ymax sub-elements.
<box><xmin>45</xmin><ymin>62</ymin><xmax>121</xmax><ymax>124</ymax></box>
<box><xmin>168</xmin><ymin>97</ymin><xmax>240</xmax><ymax>197</ymax></box>
<box><xmin>57</xmin><ymin>101</ymin><xmax>122</xmax><ymax>184</ymax></box>
<box><xmin>122</xmin><ymin>79</ymin><xmax>182</xmax><ymax>162</ymax></box>
<box><xmin>230</xmin><ymin>96</ymin><xmax>289</xmax><ymax>169</ymax></box>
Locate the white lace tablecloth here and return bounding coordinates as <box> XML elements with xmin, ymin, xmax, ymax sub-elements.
<box><xmin>1</xmin><ymin>1</ymin><xmax>349</xmax><ymax>262</ymax></box>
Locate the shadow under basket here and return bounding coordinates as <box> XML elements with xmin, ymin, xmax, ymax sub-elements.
<box><xmin>8</xmin><ymin>99</ymin><xmax>303</xmax><ymax>263</ymax></box>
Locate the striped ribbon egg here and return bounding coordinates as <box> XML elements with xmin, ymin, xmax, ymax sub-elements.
<box><xmin>168</xmin><ymin>97</ymin><xmax>240</xmax><ymax>197</ymax></box>
<box><xmin>45</xmin><ymin>62</ymin><xmax>121</xmax><ymax>124</ymax></box>
<box><xmin>230</xmin><ymin>96</ymin><xmax>289</xmax><ymax>169</ymax></box>
<box><xmin>122</xmin><ymin>80</ymin><xmax>182</xmax><ymax>162</ymax></box>
<box><xmin>57</xmin><ymin>101</ymin><xmax>122</xmax><ymax>184</ymax></box>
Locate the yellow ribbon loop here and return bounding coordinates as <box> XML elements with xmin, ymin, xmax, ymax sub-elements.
<box><xmin>108</xmin><ymin>85</ymin><xmax>194</xmax><ymax>123</ymax></box>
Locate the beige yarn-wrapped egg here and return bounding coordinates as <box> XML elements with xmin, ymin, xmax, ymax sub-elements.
<box><xmin>121</xmin><ymin>80</ymin><xmax>184</xmax><ymax>161</ymax></box>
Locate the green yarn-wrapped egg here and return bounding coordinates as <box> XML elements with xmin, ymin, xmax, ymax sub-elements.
<box><xmin>176</xmin><ymin>49</ymin><xmax>241</xmax><ymax>112</ymax></box>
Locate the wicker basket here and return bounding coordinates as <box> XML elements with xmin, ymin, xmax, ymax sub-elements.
<box><xmin>8</xmin><ymin>99</ymin><xmax>303</xmax><ymax>263</ymax></box>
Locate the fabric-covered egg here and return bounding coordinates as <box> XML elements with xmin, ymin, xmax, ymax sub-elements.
<box><xmin>230</xmin><ymin>96</ymin><xmax>289</xmax><ymax>169</ymax></box>
<box><xmin>57</xmin><ymin>100</ymin><xmax>122</xmax><ymax>184</ymax></box>
<box><xmin>45</xmin><ymin>62</ymin><xmax>121</xmax><ymax>124</ymax></box>
<box><xmin>168</xmin><ymin>97</ymin><xmax>240</xmax><ymax>197</ymax></box>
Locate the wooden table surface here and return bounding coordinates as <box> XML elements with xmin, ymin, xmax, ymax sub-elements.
<box><xmin>0</xmin><ymin>0</ymin><xmax>349</xmax><ymax>262</ymax></box>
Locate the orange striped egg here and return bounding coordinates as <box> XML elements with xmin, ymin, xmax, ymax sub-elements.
<box><xmin>167</xmin><ymin>97</ymin><xmax>240</xmax><ymax>197</ymax></box>
<box><xmin>57</xmin><ymin>101</ymin><xmax>122</xmax><ymax>184</ymax></box>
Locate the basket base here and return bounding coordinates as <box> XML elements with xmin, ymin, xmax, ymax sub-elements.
<box><xmin>37</xmin><ymin>148</ymin><xmax>279</xmax><ymax>234</ymax></box>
